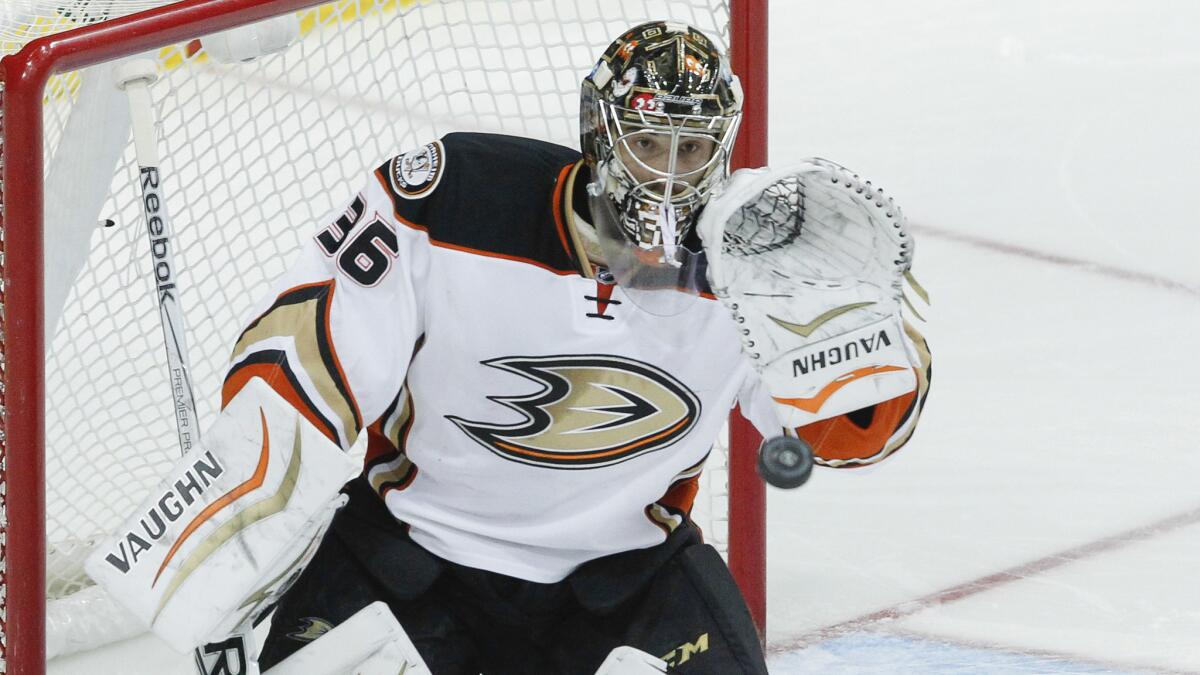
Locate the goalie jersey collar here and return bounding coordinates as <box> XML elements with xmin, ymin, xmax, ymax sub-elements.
<box><xmin>375</xmin><ymin>132</ymin><xmax>710</xmax><ymax>295</ymax></box>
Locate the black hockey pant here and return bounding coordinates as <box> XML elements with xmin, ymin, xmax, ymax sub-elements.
<box><xmin>257</xmin><ymin>478</ymin><xmax>768</xmax><ymax>674</ymax></box>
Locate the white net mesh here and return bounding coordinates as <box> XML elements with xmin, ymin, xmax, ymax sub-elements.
<box><xmin>0</xmin><ymin>0</ymin><xmax>165</xmax><ymax>46</ymax></box>
<box><xmin>8</xmin><ymin>0</ymin><xmax>737</xmax><ymax>658</ymax></box>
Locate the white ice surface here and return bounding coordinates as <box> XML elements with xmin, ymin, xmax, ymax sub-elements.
<box><xmin>49</xmin><ymin>0</ymin><xmax>1200</xmax><ymax>673</ymax></box>
<box><xmin>762</xmin><ymin>1</ymin><xmax>1200</xmax><ymax>672</ymax></box>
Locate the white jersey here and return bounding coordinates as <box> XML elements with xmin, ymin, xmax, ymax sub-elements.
<box><xmin>225</xmin><ymin>132</ymin><xmax>780</xmax><ymax>583</ymax></box>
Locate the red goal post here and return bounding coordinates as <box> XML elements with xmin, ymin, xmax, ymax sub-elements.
<box><xmin>0</xmin><ymin>0</ymin><xmax>768</xmax><ymax>670</ymax></box>
<box><xmin>727</xmin><ymin>0</ymin><xmax>769</xmax><ymax>638</ymax></box>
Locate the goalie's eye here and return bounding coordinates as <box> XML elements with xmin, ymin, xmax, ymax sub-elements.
<box><xmin>631</xmin><ymin>136</ymin><xmax>660</xmax><ymax>153</ymax></box>
<box><xmin>626</xmin><ymin>133</ymin><xmax>671</xmax><ymax>157</ymax></box>
<box><xmin>675</xmin><ymin>137</ymin><xmax>718</xmax><ymax>172</ymax></box>
<box><xmin>677</xmin><ymin>139</ymin><xmax>707</xmax><ymax>156</ymax></box>
<box><xmin>622</xmin><ymin>133</ymin><xmax>716</xmax><ymax>175</ymax></box>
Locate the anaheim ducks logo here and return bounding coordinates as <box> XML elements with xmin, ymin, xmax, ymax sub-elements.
<box><xmin>448</xmin><ymin>355</ymin><xmax>701</xmax><ymax>469</ymax></box>
<box><xmin>389</xmin><ymin>141</ymin><xmax>445</xmax><ymax>199</ymax></box>
<box><xmin>288</xmin><ymin>616</ymin><xmax>334</xmax><ymax>642</ymax></box>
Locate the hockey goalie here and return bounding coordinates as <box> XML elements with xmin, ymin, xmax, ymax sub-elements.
<box><xmin>88</xmin><ymin>19</ymin><xmax>931</xmax><ymax>675</ymax></box>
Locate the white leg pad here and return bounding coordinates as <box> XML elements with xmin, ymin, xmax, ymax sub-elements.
<box><xmin>262</xmin><ymin>602</ymin><xmax>429</xmax><ymax>675</ymax></box>
<box><xmin>83</xmin><ymin>377</ymin><xmax>360</xmax><ymax>652</ymax></box>
<box><xmin>595</xmin><ymin>646</ymin><xmax>670</xmax><ymax>674</ymax></box>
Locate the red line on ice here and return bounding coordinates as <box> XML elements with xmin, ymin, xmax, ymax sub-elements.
<box><xmin>771</xmin><ymin>502</ymin><xmax>1200</xmax><ymax>652</ymax></box>
<box><xmin>913</xmin><ymin>223</ymin><xmax>1200</xmax><ymax>300</ymax></box>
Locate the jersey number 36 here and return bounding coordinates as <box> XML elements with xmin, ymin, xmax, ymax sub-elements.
<box><xmin>316</xmin><ymin>194</ymin><xmax>400</xmax><ymax>287</ymax></box>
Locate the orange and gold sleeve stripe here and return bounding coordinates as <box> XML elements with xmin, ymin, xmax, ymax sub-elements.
<box><xmin>226</xmin><ymin>280</ymin><xmax>362</xmax><ymax>448</ymax></box>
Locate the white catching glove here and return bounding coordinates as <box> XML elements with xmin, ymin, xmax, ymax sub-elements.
<box><xmin>699</xmin><ymin>158</ymin><xmax>923</xmax><ymax>429</ymax></box>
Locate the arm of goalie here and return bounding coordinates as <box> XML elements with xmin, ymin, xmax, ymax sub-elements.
<box><xmin>84</xmin><ymin>377</ymin><xmax>360</xmax><ymax>653</ymax></box>
<box><xmin>702</xmin><ymin>160</ymin><xmax>932</xmax><ymax>467</ymax></box>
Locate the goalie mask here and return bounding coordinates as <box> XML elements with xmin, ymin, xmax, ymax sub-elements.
<box><xmin>580</xmin><ymin>21</ymin><xmax>743</xmax><ymax>309</ymax></box>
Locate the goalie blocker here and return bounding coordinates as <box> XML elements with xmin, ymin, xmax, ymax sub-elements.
<box><xmin>84</xmin><ymin>377</ymin><xmax>360</xmax><ymax>653</ymax></box>
<box><xmin>700</xmin><ymin>159</ymin><xmax>933</xmax><ymax>467</ymax></box>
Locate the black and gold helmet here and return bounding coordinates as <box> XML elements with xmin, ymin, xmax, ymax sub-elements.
<box><xmin>581</xmin><ymin>21</ymin><xmax>743</xmax><ymax>252</ymax></box>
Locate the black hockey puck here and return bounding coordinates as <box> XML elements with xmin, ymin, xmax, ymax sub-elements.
<box><xmin>757</xmin><ymin>436</ymin><xmax>814</xmax><ymax>489</ymax></box>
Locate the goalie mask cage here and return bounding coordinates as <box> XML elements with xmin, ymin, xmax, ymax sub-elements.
<box><xmin>0</xmin><ymin>0</ymin><xmax>767</xmax><ymax>670</ymax></box>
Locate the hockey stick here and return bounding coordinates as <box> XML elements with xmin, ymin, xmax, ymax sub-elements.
<box><xmin>116</xmin><ymin>59</ymin><xmax>201</xmax><ymax>458</ymax></box>
<box><xmin>116</xmin><ymin>58</ymin><xmax>259</xmax><ymax>675</ymax></box>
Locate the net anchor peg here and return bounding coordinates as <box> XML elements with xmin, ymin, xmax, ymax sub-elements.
<box><xmin>113</xmin><ymin>58</ymin><xmax>160</xmax><ymax>89</ymax></box>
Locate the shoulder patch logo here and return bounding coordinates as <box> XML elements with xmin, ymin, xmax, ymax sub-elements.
<box><xmin>447</xmin><ymin>355</ymin><xmax>701</xmax><ymax>470</ymax></box>
<box><xmin>389</xmin><ymin>141</ymin><xmax>445</xmax><ymax>199</ymax></box>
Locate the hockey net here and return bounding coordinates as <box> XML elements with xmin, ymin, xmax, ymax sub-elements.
<box><xmin>0</xmin><ymin>0</ymin><xmax>765</xmax><ymax>669</ymax></box>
